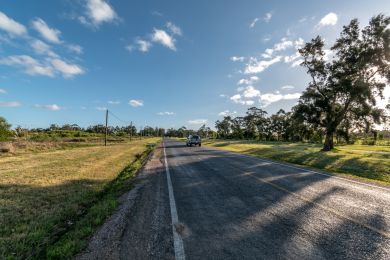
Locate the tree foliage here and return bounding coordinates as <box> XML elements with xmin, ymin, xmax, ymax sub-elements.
<box><xmin>296</xmin><ymin>14</ymin><xmax>390</xmax><ymax>150</ymax></box>
<box><xmin>0</xmin><ymin>117</ymin><xmax>12</xmax><ymax>141</ymax></box>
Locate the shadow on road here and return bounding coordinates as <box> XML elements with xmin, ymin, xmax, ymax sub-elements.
<box><xmin>165</xmin><ymin>139</ymin><xmax>389</xmax><ymax>259</ymax></box>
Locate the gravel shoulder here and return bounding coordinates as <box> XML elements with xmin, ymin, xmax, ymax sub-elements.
<box><xmin>76</xmin><ymin>144</ymin><xmax>174</xmax><ymax>260</ymax></box>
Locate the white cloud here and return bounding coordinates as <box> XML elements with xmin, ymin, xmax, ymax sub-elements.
<box><xmin>242</xmin><ymin>86</ymin><xmax>261</xmax><ymax>98</ymax></box>
<box><xmin>152</xmin><ymin>29</ymin><xmax>176</xmax><ymax>50</ymax></box>
<box><xmin>231</xmin><ymin>56</ymin><xmax>245</xmax><ymax>62</ymax></box>
<box><xmin>129</xmin><ymin>99</ymin><xmax>144</xmax><ymax>107</ymax></box>
<box><xmin>188</xmin><ymin>119</ymin><xmax>208</xmax><ymax>125</ymax></box>
<box><xmin>244</xmin><ymin>100</ymin><xmax>255</xmax><ymax>105</ymax></box>
<box><xmin>218</xmin><ymin>110</ymin><xmax>237</xmax><ymax>117</ymax></box>
<box><xmin>50</xmin><ymin>58</ymin><xmax>84</xmax><ymax>78</ymax></box>
<box><xmin>264</xmin><ymin>12</ymin><xmax>272</xmax><ymax>23</ymax></box>
<box><xmin>131</xmin><ymin>24</ymin><xmax>182</xmax><ymax>53</ymax></box>
<box><xmin>125</xmin><ymin>45</ymin><xmax>134</xmax><ymax>52</ymax></box>
<box><xmin>219</xmin><ymin>94</ymin><xmax>226</xmax><ymax>98</ymax></box>
<box><xmin>230</xmin><ymin>94</ymin><xmax>255</xmax><ymax>105</ymax></box>
<box><xmin>230</xmin><ymin>94</ymin><xmax>241</xmax><ymax>102</ymax></box>
<box><xmin>34</xmin><ymin>104</ymin><xmax>62</xmax><ymax>111</ymax></box>
<box><xmin>291</xmin><ymin>59</ymin><xmax>303</xmax><ymax>67</ymax></box>
<box><xmin>0</xmin><ymin>55</ymin><xmax>84</xmax><ymax>78</ymax></box>
<box><xmin>262</xmin><ymin>37</ymin><xmax>304</xmax><ymax>59</ymax></box>
<box><xmin>283</xmin><ymin>93</ymin><xmax>301</xmax><ymax>99</ymax></box>
<box><xmin>249</xmin><ymin>18</ymin><xmax>259</xmax><ymax>28</ymax></box>
<box><xmin>299</xmin><ymin>17</ymin><xmax>307</xmax><ymax>23</ymax></box>
<box><xmin>260</xmin><ymin>92</ymin><xmax>301</xmax><ymax>107</ymax></box>
<box><xmin>0</xmin><ymin>55</ymin><xmax>54</xmax><ymax>77</ymax></box>
<box><xmin>32</xmin><ymin>18</ymin><xmax>61</xmax><ymax>44</ymax></box>
<box><xmin>230</xmin><ymin>84</ymin><xmax>301</xmax><ymax>107</ymax></box>
<box><xmin>250</xmin><ymin>12</ymin><xmax>272</xmax><ymax>28</ymax></box>
<box><xmin>261</xmin><ymin>48</ymin><xmax>274</xmax><ymax>59</ymax></box>
<box><xmin>260</xmin><ymin>93</ymin><xmax>283</xmax><ymax>105</ymax></box>
<box><xmin>166</xmin><ymin>22</ymin><xmax>182</xmax><ymax>36</ymax></box>
<box><xmin>0</xmin><ymin>101</ymin><xmax>21</xmax><ymax>107</ymax></box>
<box><xmin>244</xmin><ymin>56</ymin><xmax>282</xmax><ymax>74</ymax></box>
<box><xmin>0</xmin><ymin>11</ymin><xmax>27</xmax><ymax>36</ymax></box>
<box><xmin>284</xmin><ymin>52</ymin><xmax>300</xmax><ymax>63</ymax></box>
<box><xmin>30</xmin><ymin>39</ymin><xmax>58</xmax><ymax>57</ymax></box>
<box><xmin>318</xmin><ymin>12</ymin><xmax>338</xmax><ymax>27</ymax></box>
<box><xmin>108</xmin><ymin>100</ymin><xmax>120</xmax><ymax>105</ymax></box>
<box><xmin>281</xmin><ymin>85</ymin><xmax>295</xmax><ymax>90</ymax></box>
<box><xmin>67</xmin><ymin>44</ymin><xmax>83</xmax><ymax>54</ymax></box>
<box><xmin>85</xmin><ymin>0</ymin><xmax>118</xmax><ymax>26</ymax></box>
<box><xmin>262</xmin><ymin>36</ymin><xmax>271</xmax><ymax>42</ymax></box>
<box><xmin>274</xmin><ymin>38</ymin><xmax>293</xmax><ymax>52</ymax></box>
<box><xmin>294</xmin><ymin>38</ymin><xmax>305</xmax><ymax>48</ymax></box>
<box><xmin>136</xmin><ymin>39</ymin><xmax>152</xmax><ymax>52</ymax></box>
<box><xmin>237</xmin><ymin>76</ymin><xmax>259</xmax><ymax>85</ymax></box>
<box><xmin>157</xmin><ymin>111</ymin><xmax>175</xmax><ymax>116</ymax></box>
<box><xmin>0</xmin><ymin>89</ymin><xmax>7</xmax><ymax>94</ymax></box>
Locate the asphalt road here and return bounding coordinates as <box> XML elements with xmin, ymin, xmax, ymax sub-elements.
<box><xmin>79</xmin><ymin>139</ymin><xmax>390</xmax><ymax>259</ymax></box>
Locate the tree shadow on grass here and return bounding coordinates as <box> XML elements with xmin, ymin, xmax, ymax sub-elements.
<box><xmin>0</xmin><ymin>179</ymin><xmax>105</xmax><ymax>259</ymax></box>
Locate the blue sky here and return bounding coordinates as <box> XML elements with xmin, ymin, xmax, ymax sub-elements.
<box><xmin>0</xmin><ymin>0</ymin><xmax>389</xmax><ymax>130</ymax></box>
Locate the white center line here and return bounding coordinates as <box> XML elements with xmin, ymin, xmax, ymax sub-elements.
<box><xmin>163</xmin><ymin>140</ymin><xmax>186</xmax><ymax>260</ymax></box>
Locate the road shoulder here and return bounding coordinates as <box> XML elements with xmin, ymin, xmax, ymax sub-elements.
<box><xmin>76</xmin><ymin>144</ymin><xmax>174</xmax><ymax>260</ymax></box>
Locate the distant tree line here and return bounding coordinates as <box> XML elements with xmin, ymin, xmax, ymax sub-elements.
<box><xmin>0</xmin><ymin>118</ymin><xmax>165</xmax><ymax>141</ymax></box>
<box><xmin>215</xmin><ymin>107</ymin><xmax>390</xmax><ymax>145</ymax></box>
<box><xmin>165</xmin><ymin>125</ymin><xmax>217</xmax><ymax>139</ymax></box>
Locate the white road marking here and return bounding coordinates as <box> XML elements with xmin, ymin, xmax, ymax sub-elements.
<box><xmin>163</xmin><ymin>141</ymin><xmax>186</xmax><ymax>260</ymax></box>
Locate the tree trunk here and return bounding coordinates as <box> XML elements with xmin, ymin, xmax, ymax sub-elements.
<box><xmin>323</xmin><ymin>131</ymin><xmax>334</xmax><ymax>151</ymax></box>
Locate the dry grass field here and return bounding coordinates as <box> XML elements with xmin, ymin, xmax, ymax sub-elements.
<box><xmin>0</xmin><ymin>138</ymin><xmax>159</xmax><ymax>259</ymax></box>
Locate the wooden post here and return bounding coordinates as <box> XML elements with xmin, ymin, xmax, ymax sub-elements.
<box><xmin>105</xmin><ymin>109</ymin><xmax>108</xmax><ymax>146</ymax></box>
<box><xmin>130</xmin><ymin>121</ymin><xmax>133</xmax><ymax>141</ymax></box>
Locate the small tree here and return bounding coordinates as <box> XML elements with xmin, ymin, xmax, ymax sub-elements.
<box><xmin>0</xmin><ymin>117</ymin><xmax>12</xmax><ymax>141</ymax></box>
<box><xmin>297</xmin><ymin>15</ymin><xmax>390</xmax><ymax>151</ymax></box>
<box><xmin>215</xmin><ymin>116</ymin><xmax>231</xmax><ymax>138</ymax></box>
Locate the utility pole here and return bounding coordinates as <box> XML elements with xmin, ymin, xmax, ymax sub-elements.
<box><xmin>105</xmin><ymin>109</ymin><xmax>108</xmax><ymax>146</ymax></box>
<box><xmin>129</xmin><ymin>121</ymin><xmax>133</xmax><ymax>141</ymax></box>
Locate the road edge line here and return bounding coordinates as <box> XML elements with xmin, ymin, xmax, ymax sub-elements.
<box><xmin>163</xmin><ymin>140</ymin><xmax>186</xmax><ymax>260</ymax></box>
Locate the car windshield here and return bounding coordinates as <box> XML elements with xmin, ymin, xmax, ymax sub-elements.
<box><xmin>191</xmin><ymin>136</ymin><xmax>200</xmax><ymax>139</ymax></box>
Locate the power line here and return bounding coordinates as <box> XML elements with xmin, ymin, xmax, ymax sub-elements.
<box><xmin>107</xmin><ymin>110</ymin><xmax>132</xmax><ymax>125</ymax></box>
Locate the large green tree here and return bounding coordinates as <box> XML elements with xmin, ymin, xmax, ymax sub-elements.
<box><xmin>296</xmin><ymin>15</ymin><xmax>390</xmax><ymax>151</ymax></box>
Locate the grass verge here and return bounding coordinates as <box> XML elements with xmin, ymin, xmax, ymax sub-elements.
<box><xmin>44</xmin><ymin>145</ymin><xmax>155</xmax><ymax>259</ymax></box>
<box><xmin>0</xmin><ymin>139</ymin><xmax>159</xmax><ymax>259</ymax></box>
<box><xmin>203</xmin><ymin>140</ymin><xmax>390</xmax><ymax>185</ymax></box>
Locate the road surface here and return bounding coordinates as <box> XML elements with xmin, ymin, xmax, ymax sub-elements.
<box><xmin>79</xmin><ymin>138</ymin><xmax>390</xmax><ymax>260</ymax></box>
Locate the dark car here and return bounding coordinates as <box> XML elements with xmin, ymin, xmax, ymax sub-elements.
<box><xmin>186</xmin><ymin>135</ymin><xmax>201</xmax><ymax>147</ymax></box>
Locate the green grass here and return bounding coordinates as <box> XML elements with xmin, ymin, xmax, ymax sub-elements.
<box><xmin>0</xmin><ymin>138</ymin><xmax>159</xmax><ymax>259</ymax></box>
<box><xmin>203</xmin><ymin>140</ymin><xmax>390</xmax><ymax>184</ymax></box>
